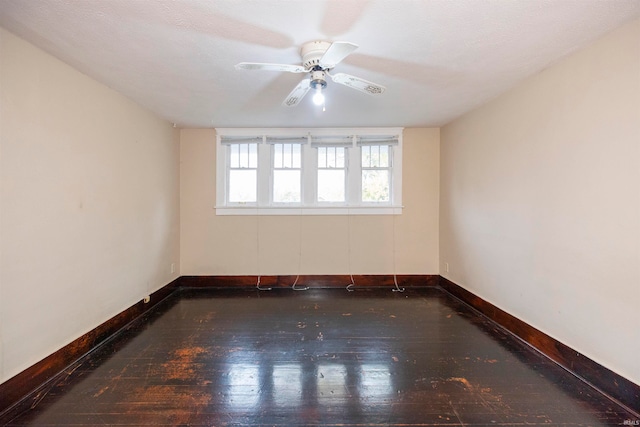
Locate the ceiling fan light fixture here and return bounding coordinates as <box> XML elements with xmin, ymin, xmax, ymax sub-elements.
<box><xmin>310</xmin><ymin>70</ymin><xmax>327</xmax><ymax>106</ymax></box>
<box><xmin>312</xmin><ymin>87</ymin><xmax>325</xmax><ymax>106</ymax></box>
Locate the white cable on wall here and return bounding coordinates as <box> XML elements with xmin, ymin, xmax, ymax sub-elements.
<box><xmin>392</xmin><ymin>211</ymin><xmax>405</xmax><ymax>293</ymax></box>
<box><xmin>256</xmin><ymin>209</ymin><xmax>272</xmax><ymax>291</ymax></box>
<box><xmin>346</xmin><ymin>206</ymin><xmax>356</xmax><ymax>291</ymax></box>
<box><xmin>292</xmin><ymin>208</ymin><xmax>308</xmax><ymax>291</ymax></box>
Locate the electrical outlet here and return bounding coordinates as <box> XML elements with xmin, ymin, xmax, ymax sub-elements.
<box><xmin>445</xmin><ymin>262</ymin><xmax>449</xmax><ymax>273</ymax></box>
<box><xmin>171</xmin><ymin>263</ymin><xmax>175</xmax><ymax>273</ymax></box>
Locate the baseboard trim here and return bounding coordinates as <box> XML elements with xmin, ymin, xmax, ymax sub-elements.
<box><xmin>179</xmin><ymin>274</ymin><xmax>439</xmax><ymax>289</ymax></box>
<box><xmin>0</xmin><ymin>278</ymin><xmax>181</xmax><ymax>417</ymax></box>
<box><xmin>438</xmin><ymin>276</ymin><xmax>640</xmax><ymax>415</ymax></box>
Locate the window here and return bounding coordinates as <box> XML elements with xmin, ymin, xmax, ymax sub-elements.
<box><xmin>361</xmin><ymin>145</ymin><xmax>390</xmax><ymax>202</ymax></box>
<box><xmin>223</xmin><ymin>137</ymin><xmax>259</xmax><ymax>204</ymax></box>
<box><xmin>272</xmin><ymin>143</ymin><xmax>302</xmax><ymax>203</ymax></box>
<box><xmin>359</xmin><ymin>137</ymin><xmax>394</xmax><ymax>203</ymax></box>
<box><xmin>317</xmin><ymin>145</ymin><xmax>346</xmax><ymax>203</ymax></box>
<box><xmin>313</xmin><ymin>135</ymin><xmax>351</xmax><ymax>204</ymax></box>
<box><xmin>216</xmin><ymin>128</ymin><xmax>403</xmax><ymax>215</ymax></box>
<box><xmin>228</xmin><ymin>142</ymin><xmax>258</xmax><ymax>203</ymax></box>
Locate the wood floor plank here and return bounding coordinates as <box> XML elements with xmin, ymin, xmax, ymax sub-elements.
<box><xmin>1</xmin><ymin>288</ymin><xmax>636</xmax><ymax>426</ymax></box>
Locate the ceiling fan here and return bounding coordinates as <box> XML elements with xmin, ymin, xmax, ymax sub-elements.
<box><xmin>235</xmin><ymin>40</ymin><xmax>386</xmax><ymax>107</ymax></box>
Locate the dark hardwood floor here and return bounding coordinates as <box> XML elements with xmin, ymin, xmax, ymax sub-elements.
<box><xmin>1</xmin><ymin>287</ymin><xmax>636</xmax><ymax>426</ymax></box>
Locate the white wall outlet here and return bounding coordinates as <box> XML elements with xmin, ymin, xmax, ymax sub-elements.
<box><xmin>445</xmin><ymin>262</ymin><xmax>449</xmax><ymax>273</ymax></box>
<box><xmin>171</xmin><ymin>263</ymin><xmax>175</xmax><ymax>273</ymax></box>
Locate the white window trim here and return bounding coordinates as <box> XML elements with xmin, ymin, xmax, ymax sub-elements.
<box><xmin>215</xmin><ymin>128</ymin><xmax>403</xmax><ymax>216</ymax></box>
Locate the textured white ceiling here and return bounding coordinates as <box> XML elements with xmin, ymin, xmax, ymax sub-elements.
<box><xmin>1</xmin><ymin>0</ymin><xmax>639</xmax><ymax>128</ymax></box>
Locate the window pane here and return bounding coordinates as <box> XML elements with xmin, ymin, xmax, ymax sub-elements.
<box><xmin>283</xmin><ymin>144</ymin><xmax>292</xmax><ymax>168</ymax></box>
<box><xmin>361</xmin><ymin>145</ymin><xmax>371</xmax><ymax>167</ymax></box>
<box><xmin>229</xmin><ymin>170</ymin><xmax>257</xmax><ymax>202</ymax></box>
<box><xmin>274</xmin><ymin>143</ymin><xmax>301</xmax><ymax>169</ymax></box>
<box><xmin>370</xmin><ymin>146</ymin><xmax>380</xmax><ymax>167</ymax></box>
<box><xmin>248</xmin><ymin>143</ymin><xmax>258</xmax><ymax>168</ymax></box>
<box><xmin>336</xmin><ymin>147</ymin><xmax>345</xmax><ymax>168</ymax></box>
<box><xmin>361</xmin><ymin>145</ymin><xmax>390</xmax><ymax>168</ymax></box>
<box><xmin>318</xmin><ymin>147</ymin><xmax>327</xmax><ymax>168</ymax></box>
<box><xmin>239</xmin><ymin>144</ymin><xmax>249</xmax><ymax>168</ymax></box>
<box><xmin>274</xmin><ymin>144</ymin><xmax>283</xmax><ymax>168</ymax></box>
<box><xmin>273</xmin><ymin>170</ymin><xmax>301</xmax><ymax>202</ymax></box>
<box><xmin>379</xmin><ymin>145</ymin><xmax>389</xmax><ymax>167</ymax></box>
<box><xmin>318</xmin><ymin>170</ymin><xmax>345</xmax><ymax>202</ymax></box>
<box><xmin>327</xmin><ymin>147</ymin><xmax>336</xmax><ymax>168</ymax></box>
<box><xmin>292</xmin><ymin>144</ymin><xmax>301</xmax><ymax>168</ymax></box>
<box><xmin>319</xmin><ymin>147</ymin><xmax>345</xmax><ymax>169</ymax></box>
<box><xmin>362</xmin><ymin>170</ymin><xmax>389</xmax><ymax>202</ymax></box>
<box><xmin>230</xmin><ymin>145</ymin><xmax>240</xmax><ymax>168</ymax></box>
<box><xmin>230</xmin><ymin>143</ymin><xmax>257</xmax><ymax>169</ymax></box>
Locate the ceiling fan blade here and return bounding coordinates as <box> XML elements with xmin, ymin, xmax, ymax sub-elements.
<box><xmin>319</xmin><ymin>41</ymin><xmax>358</xmax><ymax>69</ymax></box>
<box><xmin>330</xmin><ymin>73</ymin><xmax>386</xmax><ymax>95</ymax></box>
<box><xmin>282</xmin><ymin>78</ymin><xmax>311</xmax><ymax>107</ymax></box>
<box><xmin>235</xmin><ymin>62</ymin><xmax>307</xmax><ymax>73</ymax></box>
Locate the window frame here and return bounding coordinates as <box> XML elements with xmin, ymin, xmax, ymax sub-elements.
<box><xmin>216</xmin><ymin>128</ymin><xmax>403</xmax><ymax>215</ymax></box>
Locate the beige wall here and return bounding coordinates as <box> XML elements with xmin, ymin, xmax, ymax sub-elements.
<box><xmin>0</xmin><ymin>28</ymin><xmax>180</xmax><ymax>383</ymax></box>
<box><xmin>180</xmin><ymin>128</ymin><xmax>439</xmax><ymax>275</ymax></box>
<box><xmin>440</xmin><ymin>18</ymin><xmax>640</xmax><ymax>384</ymax></box>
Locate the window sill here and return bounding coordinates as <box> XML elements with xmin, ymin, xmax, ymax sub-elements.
<box><xmin>215</xmin><ymin>206</ymin><xmax>403</xmax><ymax>216</ymax></box>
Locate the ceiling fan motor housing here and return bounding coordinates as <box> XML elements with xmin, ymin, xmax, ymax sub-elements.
<box><xmin>301</xmin><ymin>41</ymin><xmax>332</xmax><ymax>70</ymax></box>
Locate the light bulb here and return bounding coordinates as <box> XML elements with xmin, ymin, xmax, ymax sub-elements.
<box><xmin>312</xmin><ymin>88</ymin><xmax>325</xmax><ymax>106</ymax></box>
